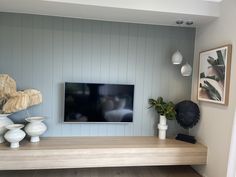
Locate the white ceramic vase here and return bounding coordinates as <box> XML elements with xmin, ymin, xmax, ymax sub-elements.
<box><xmin>0</xmin><ymin>114</ymin><xmax>14</xmax><ymax>143</ymax></box>
<box><xmin>4</xmin><ymin>124</ymin><xmax>26</xmax><ymax>148</ymax></box>
<box><xmin>158</xmin><ymin>115</ymin><xmax>168</xmax><ymax>140</ymax></box>
<box><xmin>25</xmin><ymin>117</ymin><xmax>47</xmax><ymax>143</ymax></box>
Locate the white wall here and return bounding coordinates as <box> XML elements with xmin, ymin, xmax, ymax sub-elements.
<box><xmin>191</xmin><ymin>0</ymin><xmax>236</xmax><ymax>177</ymax></box>
<box><xmin>0</xmin><ymin>13</ymin><xmax>195</xmax><ymax>137</ymax></box>
<box><xmin>227</xmin><ymin>109</ymin><xmax>236</xmax><ymax>177</ymax></box>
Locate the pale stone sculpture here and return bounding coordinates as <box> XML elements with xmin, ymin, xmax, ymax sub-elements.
<box><xmin>0</xmin><ymin>74</ymin><xmax>17</xmax><ymax>98</ymax></box>
<box><xmin>3</xmin><ymin>92</ymin><xmax>29</xmax><ymax>113</ymax></box>
<box><xmin>23</xmin><ymin>89</ymin><xmax>43</xmax><ymax>107</ymax></box>
<box><xmin>0</xmin><ymin>74</ymin><xmax>42</xmax><ymax>114</ymax></box>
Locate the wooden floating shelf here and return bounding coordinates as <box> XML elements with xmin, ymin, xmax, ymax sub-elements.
<box><xmin>0</xmin><ymin>136</ymin><xmax>207</xmax><ymax>170</ymax></box>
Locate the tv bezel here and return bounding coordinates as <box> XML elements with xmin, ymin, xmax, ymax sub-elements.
<box><xmin>63</xmin><ymin>82</ymin><xmax>135</xmax><ymax>124</ymax></box>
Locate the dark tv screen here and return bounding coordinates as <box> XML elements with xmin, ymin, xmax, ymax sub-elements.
<box><xmin>64</xmin><ymin>83</ymin><xmax>134</xmax><ymax>122</ymax></box>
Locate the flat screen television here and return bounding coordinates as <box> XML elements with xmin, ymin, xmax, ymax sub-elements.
<box><xmin>64</xmin><ymin>82</ymin><xmax>134</xmax><ymax>123</ymax></box>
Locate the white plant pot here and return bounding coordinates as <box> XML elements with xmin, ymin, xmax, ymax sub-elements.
<box><xmin>25</xmin><ymin>117</ymin><xmax>47</xmax><ymax>143</ymax></box>
<box><xmin>0</xmin><ymin>114</ymin><xmax>14</xmax><ymax>143</ymax></box>
<box><xmin>158</xmin><ymin>115</ymin><xmax>168</xmax><ymax>140</ymax></box>
<box><xmin>4</xmin><ymin>124</ymin><xmax>26</xmax><ymax>148</ymax></box>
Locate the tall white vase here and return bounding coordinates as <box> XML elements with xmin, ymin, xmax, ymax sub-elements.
<box><xmin>0</xmin><ymin>114</ymin><xmax>13</xmax><ymax>143</ymax></box>
<box><xmin>4</xmin><ymin>124</ymin><xmax>26</xmax><ymax>148</ymax></box>
<box><xmin>25</xmin><ymin>117</ymin><xmax>47</xmax><ymax>143</ymax></box>
<box><xmin>158</xmin><ymin>115</ymin><xmax>168</xmax><ymax>140</ymax></box>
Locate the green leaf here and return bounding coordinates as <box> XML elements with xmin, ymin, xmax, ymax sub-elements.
<box><xmin>216</xmin><ymin>50</ymin><xmax>225</xmax><ymax>66</ymax></box>
<box><xmin>201</xmin><ymin>80</ymin><xmax>221</xmax><ymax>101</ymax></box>
<box><xmin>148</xmin><ymin>97</ymin><xmax>176</xmax><ymax>120</ymax></box>
<box><xmin>200</xmin><ymin>72</ymin><xmax>205</xmax><ymax>78</ymax></box>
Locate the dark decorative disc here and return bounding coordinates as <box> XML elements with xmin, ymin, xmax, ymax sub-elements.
<box><xmin>175</xmin><ymin>100</ymin><xmax>200</xmax><ymax>129</ymax></box>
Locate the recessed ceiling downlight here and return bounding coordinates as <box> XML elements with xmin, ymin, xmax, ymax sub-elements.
<box><xmin>186</xmin><ymin>21</ymin><xmax>194</xmax><ymax>25</ymax></box>
<box><xmin>176</xmin><ymin>20</ymin><xmax>184</xmax><ymax>25</ymax></box>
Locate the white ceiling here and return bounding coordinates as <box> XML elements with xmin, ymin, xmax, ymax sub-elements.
<box><xmin>203</xmin><ymin>0</ymin><xmax>222</xmax><ymax>2</ymax></box>
<box><xmin>0</xmin><ymin>0</ymin><xmax>220</xmax><ymax>27</ymax></box>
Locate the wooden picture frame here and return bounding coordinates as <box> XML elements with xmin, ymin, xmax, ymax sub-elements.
<box><xmin>197</xmin><ymin>44</ymin><xmax>232</xmax><ymax>105</ymax></box>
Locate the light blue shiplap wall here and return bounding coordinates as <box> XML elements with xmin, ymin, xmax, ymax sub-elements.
<box><xmin>0</xmin><ymin>13</ymin><xmax>195</xmax><ymax>137</ymax></box>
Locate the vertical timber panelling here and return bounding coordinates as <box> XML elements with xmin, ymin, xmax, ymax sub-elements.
<box><xmin>0</xmin><ymin>13</ymin><xmax>195</xmax><ymax>137</ymax></box>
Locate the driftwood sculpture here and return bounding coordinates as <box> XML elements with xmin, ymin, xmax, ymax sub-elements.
<box><xmin>0</xmin><ymin>74</ymin><xmax>42</xmax><ymax>114</ymax></box>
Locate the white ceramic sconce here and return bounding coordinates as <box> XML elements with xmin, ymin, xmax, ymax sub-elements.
<box><xmin>171</xmin><ymin>50</ymin><xmax>183</xmax><ymax>65</ymax></box>
<box><xmin>181</xmin><ymin>62</ymin><xmax>192</xmax><ymax>76</ymax></box>
<box><xmin>172</xmin><ymin>50</ymin><xmax>192</xmax><ymax>77</ymax></box>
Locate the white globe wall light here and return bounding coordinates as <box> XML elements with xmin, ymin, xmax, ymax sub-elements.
<box><xmin>171</xmin><ymin>50</ymin><xmax>183</xmax><ymax>65</ymax></box>
<box><xmin>181</xmin><ymin>62</ymin><xmax>192</xmax><ymax>76</ymax></box>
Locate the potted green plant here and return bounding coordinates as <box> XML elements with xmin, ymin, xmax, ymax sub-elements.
<box><xmin>148</xmin><ymin>97</ymin><xmax>176</xmax><ymax>139</ymax></box>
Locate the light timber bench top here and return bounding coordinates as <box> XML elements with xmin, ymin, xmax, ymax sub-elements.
<box><xmin>0</xmin><ymin>136</ymin><xmax>207</xmax><ymax>170</ymax></box>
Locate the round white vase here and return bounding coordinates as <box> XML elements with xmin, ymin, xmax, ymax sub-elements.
<box><xmin>158</xmin><ymin>115</ymin><xmax>168</xmax><ymax>140</ymax></box>
<box><xmin>0</xmin><ymin>114</ymin><xmax>14</xmax><ymax>143</ymax></box>
<box><xmin>25</xmin><ymin>117</ymin><xmax>47</xmax><ymax>143</ymax></box>
<box><xmin>4</xmin><ymin>124</ymin><xmax>26</xmax><ymax>148</ymax></box>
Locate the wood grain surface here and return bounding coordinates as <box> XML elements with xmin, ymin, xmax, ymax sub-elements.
<box><xmin>0</xmin><ymin>137</ymin><xmax>207</xmax><ymax>170</ymax></box>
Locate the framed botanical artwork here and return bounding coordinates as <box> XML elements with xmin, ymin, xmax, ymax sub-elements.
<box><xmin>198</xmin><ymin>44</ymin><xmax>232</xmax><ymax>105</ymax></box>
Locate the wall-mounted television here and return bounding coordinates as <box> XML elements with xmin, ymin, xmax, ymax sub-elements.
<box><xmin>64</xmin><ymin>82</ymin><xmax>134</xmax><ymax>123</ymax></box>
